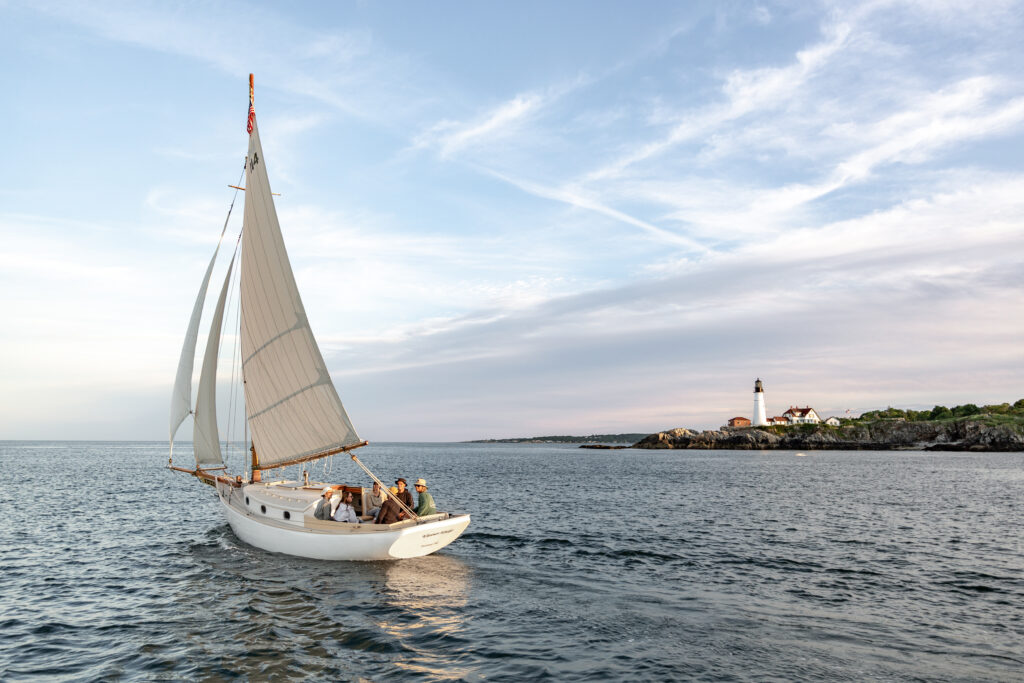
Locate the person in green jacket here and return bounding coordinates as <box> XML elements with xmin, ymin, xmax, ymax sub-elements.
<box><xmin>413</xmin><ymin>478</ymin><xmax>436</xmax><ymax>516</ymax></box>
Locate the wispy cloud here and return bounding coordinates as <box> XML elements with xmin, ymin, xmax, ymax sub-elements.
<box><xmin>478</xmin><ymin>168</ymin><xmax>708</xmax><ymax>252</ymax></box>
<box><xmin>582</xmin><ymin>20</ymin><xmax>852</xmax><ymax>183</ymax></box>
<box><xmin>414</xmin><ymin>92</ymin><xmax>546</xmax><ymax>159</ymax></box>
<box><xmin>411</xmin><ymin>75</ymin><xmax>590</xmax><ymax>159</ymax></box>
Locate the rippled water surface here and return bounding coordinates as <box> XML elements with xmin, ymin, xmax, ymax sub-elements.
<box><xmin>1</xmin><ymin>442</ymin><xmax>1022</xmax><ymax>680</ymax></box>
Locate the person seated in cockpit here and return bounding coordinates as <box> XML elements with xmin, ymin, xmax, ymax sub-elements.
<box><xmin>364</xmin><ymin>481</ymin><xmax>386</xmax><ymax>519</ymax></box>
<box><xmin>314</xmin><ymin>486</ymin><xmax>334</xmax><ymax>520</ymax></box>
<box><xmin>375</xmin><ymin>487</ymin><xmax>404</xmax><ymax>524</ymax></box>
<box><xmin>332</xmin><ymin>490</ymin><xmax>361</xmax><ymax>524</ymax></box>
<box><xmin>413</xmin><ymin>478</ymin><xmax>436</xmax><ymax>516</ymax></box>
<box><xmin>313</xmin><ymin>485</ymin><xmax>342</xmax><ymax>518</ymax></box>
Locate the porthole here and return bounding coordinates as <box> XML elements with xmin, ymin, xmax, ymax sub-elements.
<box><xmin>283</xmin><ymin>511</ymin><xmax>291</xmax><ymax>520</ymax></box>
<box><xmin>260</xmin><ymin>505</ymin><xmax>267</xmax><ymax>514</ymax></box>
<box><xmin>245</xmin><ymin>496</ymin><xmax>250</xmax><ymax>505</ymax></box>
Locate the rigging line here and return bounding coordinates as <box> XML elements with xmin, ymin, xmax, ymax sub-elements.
<box><xmin>225</xmin><ymin>223</ymin><xmax>246</xmax><ymax>469</ymax></box>
<box><xmin>221</xmin><ymin>162</ymin><xmax>246</xmax><ymax>238</ymax></box>
<box><xmin>235</xmin><ymin>221</ymin><xmax>247</xmax><ymax>478</ymax></box>
<box><xmin>225</xmin><ymin>257</ymin><xmax>242</xmax><ymax>468</ymax></box>
<box><xmin>225</xmin><ymin>224</ymin><xmax>244</xmax><ymax>466</ymax></box>
<box><xmin>224</xmin><ymin>243</ymin><xmax>237</xmax><ymax>459</ymax></box>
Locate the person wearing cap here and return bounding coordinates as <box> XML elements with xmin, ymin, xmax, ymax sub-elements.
<box><xmin>394</xmin><ymin>478</ymin><xmax>414</xmax><ymax>510</ymax></box>
<box><xmin>313</xmin><ymin>486</ymin><xmax>335</xmax><ymax>520</ymax></box>
<box><xmin>376</xmin><ymin>486</ymin><xmax>404</xmax><ymax>524</ymax></box>
<box><xmin>413</xmin><ymin>478</ymin><xmax>436</xmax><ymax>516</ymax></box>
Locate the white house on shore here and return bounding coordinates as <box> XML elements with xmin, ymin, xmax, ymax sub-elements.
<box><xmin>782</xmin><ymin>406</ymin><xmax>821</xmax><ymax>424</ymax></box>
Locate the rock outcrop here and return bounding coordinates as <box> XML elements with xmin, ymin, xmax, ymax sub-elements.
<box><xmin>633</xmin><ymin>420</ymin><xmax>1024</xmax><ymax>452</ymax></box>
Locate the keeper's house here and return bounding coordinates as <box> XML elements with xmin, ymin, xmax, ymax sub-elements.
<box><xmin>782</xmin><ymin>406</ymin><xmax>822</xmax><ymax>424</ymax></box>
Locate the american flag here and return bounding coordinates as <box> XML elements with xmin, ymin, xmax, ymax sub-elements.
<box><xmin>246</xmin><ymin>103</ymin><xmax>255</xmax><ymax>134</ymax></box>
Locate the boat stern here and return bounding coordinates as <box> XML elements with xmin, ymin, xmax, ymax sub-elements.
<box><xmin>387</xmin><ymin>514</ymin><xmax>472</xmax><ymax>559</ymax></box>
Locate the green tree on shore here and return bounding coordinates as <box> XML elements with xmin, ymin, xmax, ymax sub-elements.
<box><xmin>857</xmin><ymin>401</ymin><xmax>1023</xmax><ymax>423</ymax></box>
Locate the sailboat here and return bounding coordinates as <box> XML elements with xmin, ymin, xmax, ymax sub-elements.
<box><xmin>168</xmin><ymin>75</ymin><xmax>470</xmax><ymax>561</ymax></box>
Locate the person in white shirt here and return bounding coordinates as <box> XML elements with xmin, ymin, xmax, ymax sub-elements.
<box><xmin>364</xmin><ymin>481</ymin><xmax>385</xmax><ymax>519</ymax></box>
<box><xmin>332</xmin><ymin>491</ymin><xmax>361</xmax><ymax>524</ymax></box>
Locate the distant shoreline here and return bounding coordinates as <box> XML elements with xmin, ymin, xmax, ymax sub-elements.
<box><xmin>634</xmin><ymin>419</ymin><xmax>1024</xmax><ymax>452</ymax></box>
<box><xmin>464</xmin><ymin>434</ymin><xmax>646</xmax><ymax>444</ymax></box>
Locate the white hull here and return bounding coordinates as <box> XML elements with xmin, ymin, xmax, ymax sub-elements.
<box><xmin>215</xmin><ymin>480</ymin><xmax>470</xmax><ymax>561</ymax></box>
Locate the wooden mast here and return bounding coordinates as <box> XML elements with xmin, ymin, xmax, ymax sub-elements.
<box><xmin>250</xmin><ymin>443</ymin><xmax>262</xmax><ymax>482</ymax></box>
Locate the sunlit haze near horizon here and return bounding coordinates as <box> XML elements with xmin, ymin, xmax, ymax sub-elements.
<box><xmin>2</xmin><ymin>1</ymin><xmax>1023</xmax><ymax>441</ymax></box>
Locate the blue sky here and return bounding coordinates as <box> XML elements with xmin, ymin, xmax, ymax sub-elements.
<box><xmin>2</xmin><ymin>0</ymin><xmax>1023</xmax><ymax>441</ymax></box>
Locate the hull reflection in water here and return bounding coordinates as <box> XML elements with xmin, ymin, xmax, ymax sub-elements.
<box><xmin>378</xmin><ymin>555</ymin><xmax>474</xmax><ymax>679</ymax></box>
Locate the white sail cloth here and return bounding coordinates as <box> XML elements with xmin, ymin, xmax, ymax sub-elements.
<box><xmin>239</xmin><ymin>117</ymin><xmax>361</xmax><ymax>468</ymax></box>
<box><xmin>192</xmin><ymin>253</ymin><xmax>236</xmax><ymax>468</ymax></box>
<box><xmin>169</xmin><ymin>241</ymin><xmax>223</xmax><ymax>449</ymax></box>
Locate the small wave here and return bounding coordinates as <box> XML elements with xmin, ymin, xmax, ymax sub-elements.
<box><xmin>935</xmin><ymin>581</ymin><xmax>1006</xmax><ymax>594</ymax></box>
<box><xmin>719</xmin><ymin>555</ymin><xmax>824</xmax><ymax>572</ymax></box>
<box><xmin>30</xmin><ymin>621</ymin><xmax>81</xmax><ymax>636</ymax></box>
<box><xmin>335</xmin><ymin>627</ymin><xmax>412</xmax><ymax>655</ymax></box>
<box><xmin>462</xmin><ymin>531</ymin><xmax>528</xmax><ymax>545</ymax></box>
<box><xmin>582</xmin><ymin>547</ymin><xmax>682</xmax><ymax>562</ymax></box>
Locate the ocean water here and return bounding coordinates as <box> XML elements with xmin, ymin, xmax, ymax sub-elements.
<box><xmin>0</xmin><ymin>441</ymin><xmax>1021</xmax><ymax>681</ymax></box>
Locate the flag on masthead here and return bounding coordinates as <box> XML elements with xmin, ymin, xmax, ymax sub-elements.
<box><xmin>246</xmin><ymin>73</ymin><xmax>255</xmax><ymax>134</ymax></box>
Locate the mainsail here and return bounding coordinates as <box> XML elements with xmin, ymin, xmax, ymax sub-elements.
<box><xmin>238</xmin><ymin>115</ymin><xmax>362</xmax><ymax>469</ymax></box>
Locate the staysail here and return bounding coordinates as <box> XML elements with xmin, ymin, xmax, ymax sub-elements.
<box><xmin>169</xmin><ymin>241</ymin><xmax>223</xmax><ymax>449</ymax></box>
<box><xmin>192</xmin><ymin>252</ymin><xmax>236</xmax><ymax>469</ymax></box>
<box><xmin>238</xmin><ymin>114</ymin><xmax>362</xmax><ymax>469</ymax></box>
<box><xmin>169</xmin><ymin>176</ymin><xmax>242</xmax><ymax>454</ymax></box>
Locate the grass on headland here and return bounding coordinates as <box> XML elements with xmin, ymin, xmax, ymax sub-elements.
<box><xmin>846</xmin><ymin>400</ymin><xmax>1024</xmax><ymax>428</ymax></box>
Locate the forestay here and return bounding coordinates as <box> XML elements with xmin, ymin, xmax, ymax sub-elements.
<box><xmin>239</xmin><ymin>117</ymin><xmax>362</xmax><ymax>469</ymax></box>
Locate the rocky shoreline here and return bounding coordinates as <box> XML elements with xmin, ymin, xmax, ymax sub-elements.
<box><xmin>632</xmin><ymin>420</ymin><xmax>1024</xmax><ymax>452</ymax></box>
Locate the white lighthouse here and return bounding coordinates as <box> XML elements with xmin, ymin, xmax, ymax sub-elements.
<box><xmin>753</xmin><ymin>378</ymin><xmax>768</xmax><ymax>426</ymax></box>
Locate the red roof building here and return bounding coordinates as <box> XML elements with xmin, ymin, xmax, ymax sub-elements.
<box><xmin>781</xmin><ymin>406</ymin><xmax>821</xmax><ymax>424</ymax></box>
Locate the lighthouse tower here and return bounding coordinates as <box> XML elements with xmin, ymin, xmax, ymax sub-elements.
<box><xmin>753</xmin><ymin>378</ymin><xmax>768</xmax><ymax>426</ymax></box>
